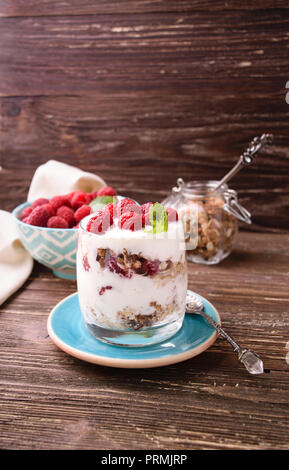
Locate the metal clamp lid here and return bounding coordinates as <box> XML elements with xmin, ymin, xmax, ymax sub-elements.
<box><xmin>223</xmin><ymin>189</ymin><xmax>251</xmax><ymax>224</ymax></box>
<box><xmin>172</xmin><ymin>178</ymin><xmax>186</xmax><ymax>194</ymax></box>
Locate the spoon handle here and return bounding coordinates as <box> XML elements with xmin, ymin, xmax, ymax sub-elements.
<box><xmin>214</xmin><ymin>133</ymin><xmax>273</xmax><ymax>191</ymax></box>
<box><xmin>198</xmin><ymin>310</ymin><xmax>240</xmax><ymax>352</ymax></box>
<box><xmin>197</xmin><ymin>310</ymin><xmax>264</xmax><ymax>374</ymax></box>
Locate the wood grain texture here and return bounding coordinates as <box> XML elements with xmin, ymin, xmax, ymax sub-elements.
<box><xmin>1</xmin><ymin>11</ymin><xmax>289</xmax><ymax>96</ymax></box>
<box><xmin>1</xmin><ymin>91</ymin><xmax>288</xmax><ymax>231</ymax></box>
<box><xmin>1</xmin><ymin>232</ymin><xmax>289</xmax><ymax>450</ymax></box>
<box><xmin>1</xmin><ymin>1</ymin><xmax>288</xmax><ymax>17</ymax></box>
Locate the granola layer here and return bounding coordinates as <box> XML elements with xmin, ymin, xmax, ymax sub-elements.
<box><xmin>95</xmin><ymin>247</ymin><xmax>184</xmax><ymax>279</ymax></box>
<box><xmin>118</xmin><ymin>300</ymin><xmax>178</xmax><ymax>330</ymax></box>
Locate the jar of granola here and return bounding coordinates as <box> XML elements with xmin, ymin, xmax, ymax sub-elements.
<box><xmin>162</xmin><ymin>179</ymin><xmax>251</xmax><ymax>265</ymax></box>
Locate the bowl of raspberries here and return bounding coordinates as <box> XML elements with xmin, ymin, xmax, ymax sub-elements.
<box><xmin>12</xmin><ymin>186</ymin><xmax>120</xmax><ymax>280</ymax></box>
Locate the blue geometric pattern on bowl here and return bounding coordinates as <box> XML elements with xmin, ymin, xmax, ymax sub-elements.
<box><xmin>13</xmin><ymin>202</ymin><xmax>77</xmax><ymax>280</ymax></box>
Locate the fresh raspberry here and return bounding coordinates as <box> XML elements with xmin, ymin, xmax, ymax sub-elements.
<box><xmin>72</xmin><ymin>223</ymin><xmax>79</xmax><ymax>229</ymax></box>
<box><xmin>47</xmin><ymin>216</ymin><xmax>69</xmax><ymax>229</ymax></box>
<box><xmin>31</xmin><ymin>198</ymin><xmax>49</xmax><ymax>209</ymax></box>
<box><xmin>116</xmin><ymin>198</ymin><xmax>140</xmax><ymax>218</ymax></box>
<box><xmin>50</xmin><ymin>195</ymin><xmax>71</xmax><ymax>211</ymax></box>
<box><xmin>105</xmin><ymin>202</ymin><xmax>116</xmax><ymax>219</ymax></box>
<box><xmin>71</xmin><ymin>191</ymin><xmax>90</xmax><ymax>210</ymax></box>
<box><xmin>57</xmin><ymin>205</ymin><xmax>75</xmax><ymax>226</ymax></box>
<box><xmin>26</xmin><ymin>206</ymin><xmax>50</xmax><ymax>227</ymax></box>
<box><xmin>74</xmin><ymin>204</ymin><xmax>91</xmax><ymax>223</ymax></box>
<box><xmin>22</xmin><ymin>217</ymin><xmax>30</xmax><ymax>224</ymax></box>
<box><xmin>89</xmin><ymin>190</ymin><xmax>98</xmax><ymax>200</ymax></box>
<box><xmin>86</xmin><ymin>210</ymin><xmax>113</xmax><ymax>234</ymax></box>
<box><xmin>20</xmin><ymin>206</ymin><xmax>33</xmax><ymax>220</ymax></box>
<box><xmin>85</xmin><ymin>193</ymin><xmax>94</xmax><ymax>203</ymax></box>
<box><xmin>65</xmin><ymin>191</ymin><xmax>76</xmax><ymax>200</ymax></box>
<box><xmin>97</xmin><ymin>186</ymin><xmax>117</xmax><ymax>197</ymax></box>
<box><xmin>42</xmin><ymin>203</ymin><xmax>55</xmax><ymax>218</ymax></box>
<box><xmin>166</xmin><ymin>207</ymin><xmax>178</xmax><ymax>222</ymax></box>
<box><xmin>141</xmin><ymin>202</ymin><xmax>154</xmax><ymax>227</ymax></box>
<box><xmin>118</xmin><ymin>211</ymin><xmax>143</xmax><ymax>231</ymax></box>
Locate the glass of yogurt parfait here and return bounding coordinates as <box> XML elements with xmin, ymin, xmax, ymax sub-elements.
<box><xmin>77</xmin><ymin>198</ymin><xmax>188</xmax><ymax>346</ymax></box>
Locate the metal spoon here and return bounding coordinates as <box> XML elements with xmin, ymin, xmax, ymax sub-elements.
<box><xmin>214</xmin><ymin>133</ymin><xmax>273</xmax><ymax>191</ymax></box>
<box><xmin>186</xmin><ymin>292</ymin><xmax>264</xmax><ymax>375</ymax></box>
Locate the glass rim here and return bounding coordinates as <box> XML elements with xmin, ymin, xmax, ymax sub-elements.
<box><xmin>79</xmin><ymin>214</ymin><xmax>95</xmax><ymax>234</ymax></box>
<box><xmin>180</xmin><ymin>180</ymin><xmax>229</xmax><ymax>198</ymax></box>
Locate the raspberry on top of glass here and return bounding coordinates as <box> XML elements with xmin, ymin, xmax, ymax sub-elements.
<box><xmin>83</xmin><ymin>198</ymin><xmax>179</xmax><ymax>235</ymax></box>
<box><xmin>17</xmin><ymin>186</ymin><xmax>117</xmax><ymax>229</ymax></box>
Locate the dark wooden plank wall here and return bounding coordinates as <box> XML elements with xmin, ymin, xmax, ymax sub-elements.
<box><xmin>1</xmin><ymin>1</ymin><xmax>289</xmax><ymax>231</ymax></box>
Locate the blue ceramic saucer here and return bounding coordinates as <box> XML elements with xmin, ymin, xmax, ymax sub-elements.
<box><xmin>47</xmin><ymin>290</ymin><xmax>220</xmax><ymax>368</ymax></box>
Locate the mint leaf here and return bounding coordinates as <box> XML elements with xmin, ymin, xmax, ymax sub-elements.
<box><xmin>149</xmin><ymin>203</ymin><xmax>168</xmax><ymax>234</ymax></box>
<box><xmin>89</xmin><ymin>196</ymin><xmax>116</xmax><ymax>212</ymax></box>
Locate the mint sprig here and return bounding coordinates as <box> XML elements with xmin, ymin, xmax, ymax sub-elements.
<box><xmin>146</xmin><ymin>202</ymin><xmax>168</xmax><ymax>234</ymax></box>
<box><xmin>89</xmin><ymin>196</ymin><xmax>116</xmax><ymax>212</ymax></box>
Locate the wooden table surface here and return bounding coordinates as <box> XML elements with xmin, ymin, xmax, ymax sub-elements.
<box><xmin>1</xmin><ymin>230</ymin><xmax>289</xmax><ymax>450</ymax></box>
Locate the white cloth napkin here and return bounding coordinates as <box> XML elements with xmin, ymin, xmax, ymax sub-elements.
<box><xmin>27</xmin><ymin>159</ymin><xmax>106</xmax><ymax>201</ymax></box>
<box><xmin>0</xmin><ymin>210</ymin><xmax>33</xmax><ymax>305</ymax></box>
<box><xmin>0</xmin><ymin>160</ymin><xmax>106</xmax><ymax>306</ymax></box>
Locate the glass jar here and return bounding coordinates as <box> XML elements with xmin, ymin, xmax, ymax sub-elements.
<box><xmin>162</xmin><ymin>179</ymin><xmax>251</xmax><ymax>265</ymax></box>
<box><xmin>76</xmin><ymin>213</ymin><xmax>188</xmax><ymax>347</ymax></box>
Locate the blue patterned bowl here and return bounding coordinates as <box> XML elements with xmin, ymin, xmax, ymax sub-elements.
<box><xmin>13</xmin><ymin>202</ymin><xmax>78</xmax><ymax>280</ymax></box>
